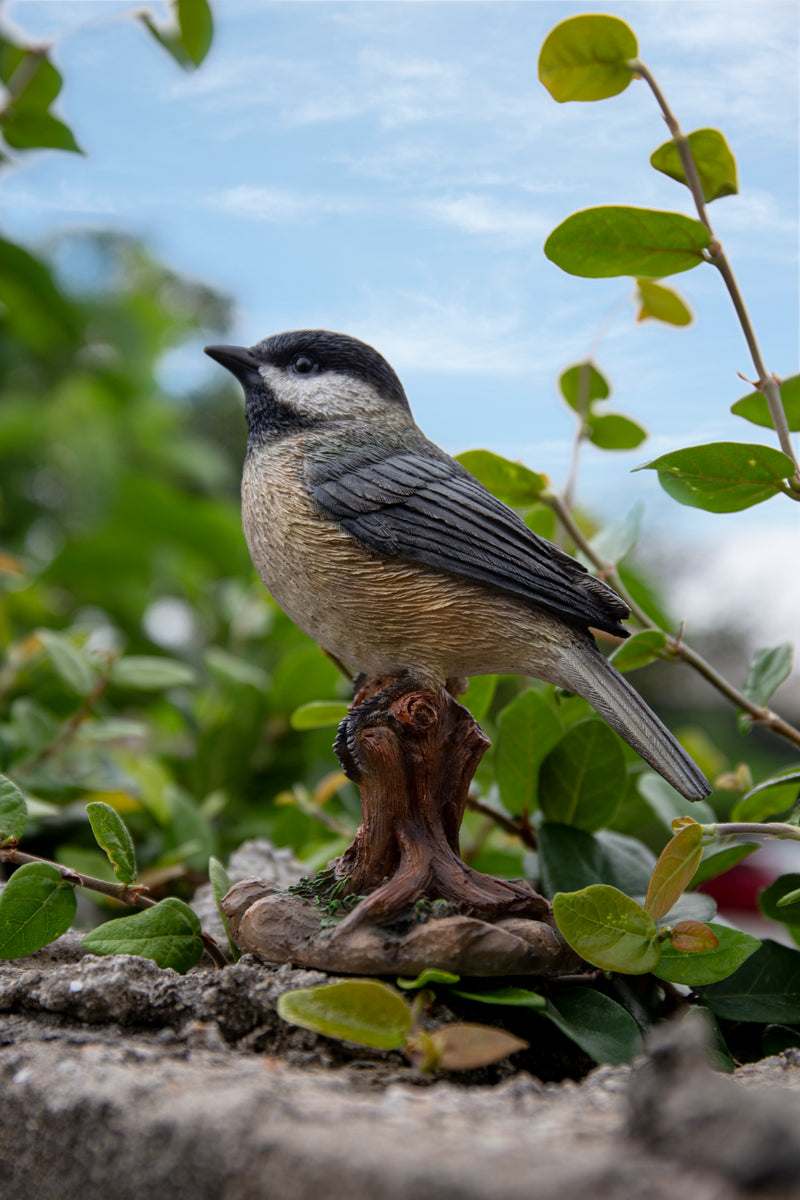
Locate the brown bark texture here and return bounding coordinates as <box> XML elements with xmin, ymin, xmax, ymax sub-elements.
<box><xmin>329</xmin><ymin>680</ymin><xmax>550</xmax><ymax>931</ymax></box>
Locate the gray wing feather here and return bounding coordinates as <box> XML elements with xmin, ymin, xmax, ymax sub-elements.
<box><xmin>307</xmin><ymin>449</ymin><xmax>630</xmax><ymax>636</ymax></box>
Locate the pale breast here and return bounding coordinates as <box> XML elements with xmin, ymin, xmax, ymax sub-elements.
<box><xmin>241</xmin><ymin>441</ymin><xmax>572</xmax><ymax>688</ymax></box>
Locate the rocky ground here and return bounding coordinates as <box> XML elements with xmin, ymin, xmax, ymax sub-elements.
<box><xmin>2</xmin><ymin>842</ymin><xmax>800</xmax><ymax>1199</ymax></box>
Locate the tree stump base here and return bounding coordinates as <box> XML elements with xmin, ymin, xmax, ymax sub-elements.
<box><xmin>221</xmin><ymin>880</ymin><xmax>580</xmax><ymax>976</ymax></box>
<box><xmin>221</xmin><ymin>680</ymin><xmax>576</xmax><ymax>976</ymax></box>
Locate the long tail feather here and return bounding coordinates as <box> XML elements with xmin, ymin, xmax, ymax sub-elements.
<box><xmin>552</xmin><ymin>640</ymin><xmax>711</xmax><ymax>802</ymax></box>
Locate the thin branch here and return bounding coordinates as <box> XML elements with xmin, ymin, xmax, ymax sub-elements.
<box><xmin>705</xmin><ymin>822</ymin><xmax>800</xmax><ymax>843</ymax></box>
<box><xmin>22</xmin><ymin>672</ymin><xmax>110</xmax><ymax>769</ymax></box>
<box><xmin>0</xmin><ymin>846</ymin><xmax>228</xmax><ymax>968</ymax></box>
<box><xmin>630</xmin><ymin>57</ymin><xmax>800</xmax><ymax>490</ymax></box>
<box><xmin>540</xmin><ymin>492</ymin><xmax>800</xmax><ymax>753</ymax></box>
<box><xmin>465</xmin><ymin>794</ymin><xmax>538</xmax><ymax>851</ymax></box>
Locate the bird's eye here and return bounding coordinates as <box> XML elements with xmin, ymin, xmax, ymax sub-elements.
<box><xmin>292</xmin><ymin>354</ymin><xmax>316</xmax><ymax>375</ymax></box>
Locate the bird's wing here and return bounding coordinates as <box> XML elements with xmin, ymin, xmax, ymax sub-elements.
<box><xmin>305</xmin><ymin>448</ymin><xmax>630</xmax><ymax>636</ymax></box>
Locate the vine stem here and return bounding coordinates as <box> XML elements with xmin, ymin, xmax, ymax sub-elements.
<box><xmin>629</xmin><ymin>58</ymin><xmax>800</xmax><ymax>495</ymax></box>
<box><xmin>705</xmin><ymin>822</ymin><xmax>800</xmax><ymax>843</ymax></box>
<box><xmin>542</xmin><ymin>490</ymin><xmax>800</xmax><ymax>752</ymax></box>
<box><xmin>0</xmin><ymin>845</ymin><xmax>228</xmax><ymax>968</ymax></box>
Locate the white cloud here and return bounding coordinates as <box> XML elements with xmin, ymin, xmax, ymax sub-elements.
<box><xmin>419</xmin><ymin>193</ymin><xmax>550</xmax><ymax>244</ymax></box>
<box><xmin>206</xmin><ymin>185</ymin><xmax>359</xmax><ymax>222</ymax></box>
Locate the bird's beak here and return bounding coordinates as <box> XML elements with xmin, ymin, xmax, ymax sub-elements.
<box><xmin>204</xmin><ymin>344</ymin><xmax>261</xmax><ymax>385</ymax></box>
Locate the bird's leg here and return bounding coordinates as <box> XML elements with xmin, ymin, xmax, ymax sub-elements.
<box><xmin>329</xmin><ymin>681</ymin><xmax>551</xmax><ymax>932</ymax></box>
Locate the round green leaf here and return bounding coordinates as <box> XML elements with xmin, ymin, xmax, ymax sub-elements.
<box><xmin>655</xmin><ymin>923</ymin><xmax>760</xmax><ymax>986</ymax></box>
<box><xmin>456</xmin><ymin>450</ymin><xmax>547</xmax><ymax>507</ymax></box>
<box><xmin>586</xmin><ymin>412</ymin><xmax>647</xmax><ymax>451</ymax></box>
<box><xmin>0</xmin><ymin>774</ymin><xmax>28</xmax><ymax>844</ymax></box>
<box><xmin>731</xmin><ymin>374</ymin><xmax>800</xmax><ymax>432</ymax></box>
<box><xmin>459</xmin><ymin>674</ymin><xmax>497</xmax><ymax>724</ymax></box>
<box><xmin>538</xmin><ymin>15</ymin><xmax>637</xmax><ymax>102</ymax></box>
<box><xmin>110</xmin><ymin>656</ymin><xmax>197</xmax><ymax>690</ymax></box>
<box><xmin>699</xmin><ymin>940</ymin><xmax>800</xmax><ymax>1023</ymax></box>
<box><xmin>634</xmin><ymin>442</ymin><xmax>795</xmax><ymax>512</ymax></box>
<box><xmin>559</xmin><ymin>361</ymin><xmax>610</xmax><ymax>411</ymax></box>
<box><xmin>759</xmin><ymin>874</ymin><xmax>800</xmax><ymax>926</ymax></box>
<box><xmin>1</xmin><ymin>110</ymin><xmax>82</xmax><ymax>153</ymax></box>
<box><xmin>276</xmin><ymin>980</ymin><xmax>412</xmax><ymax>1050</ymax></box>
<box><xmin>85</xmin><ymin>801</ymin><xmax>137</xmax><ymax>885</ymax></box>
<box><xmin>37</xmin><ymin>629</ymin><xmax>96</xmax><ymax>695</ymax></box>
<box><xmin>610</xmin><ymin>630</ymin><xmax>667</xmax><ymax>673</ymax></box>
<box><xmin>543</xmin><ymin>988</ymin><xmax>643</xmax><ymax>1065</ymax></box>
<box><xmin>636</xmin><ymin>279</ymin><xmax>692</xmax><ymax>326</ymax></box>
<box><xmin>743</xmin><ymin>644</ymin><xmax>793</xmax><ymax>707</ymax></box>
<box><xmin>689</xmin><ymin>843</ymin><xmax>759</xmax><ymax>888</ymax></box>
<box><xmin>81</xmin><ymin>897</ymin><xmax>204</xmax><ymax>973</ymax></box>
<box><xmin>0</xmin><ymin>862</ymin><xmax>76</xmax><ymax>959</ymax></box>
<box><xmin>650</xmin><ymin>128</ymin><xmax>738</xmax><ymax>203</ymax></box>
<box><xmin>732</xmin><ymin>772</ymin><xmax>800</xmax><ymax>822</ymax></box>
<box><xmin>290</xmin><ymin>700</ymin><xmax>349</xmax><ymax>730</ymax></box>
<box><xmin>539</xmin><ymin>719</ymin><xmax>626</xmax><ymax>832</ymax></box>
<box><xmin>545</xmin><ymin>206</ymin><xmax>711</xmax><ymax>279</ymax></box>
<box><xmin>538</xmin><ymin>824</ymin><xmax>657</xmax><ymax>900</ymax></box>
<box><xmin>496</xmin><ymin>689</ymin><xmax>564</xmax><ymax>814</ymax></box>
<box><xmin>644</xmin><ymin>822</ymin><xmax>704</xmax><ymax>920</ymax></box>
<box><xmin>553</xmin><ymin>884</ymin><xmax>661</xmax><ymax>974</ymax></box>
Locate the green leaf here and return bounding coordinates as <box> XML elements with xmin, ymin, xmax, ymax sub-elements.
<box><xmin>204</xmin><ymin>647</ymin><xmax>270</xmax><ymax>691</ymax></box>
<box><xmin>538</xmin><ymin>14</ymin><xmax>637</xmax><ymax>103</ymax></box>
<box><xmin>762</xmin><ymin>1025</ymin><xmax>800</xmax><ymax>1057</ymax></box>
<box><xmin>543</xmin><ymin>988</ymin><xmax>643</xmax><ymax>1065</ymax></box>
<box><xmin>456</xmin><ymin>450</ymin><xmax>548</xmax><ymax>507</ymax></box>
<box><xmin>452</xmin><ymin>986</ymin><xmax>546</xmax><ymax>1009</ymax></box>
<box><xmin>553</xmin><ymin>884</ymin><xmax>661</xmax><ymax>974</ymax></box>
<box><xmin>460</xmin><ymin>674</ymin><xmax>497</xmax><ymax>724</ymax></box>
<box><xmin>85</xmin><ymin>801</ymin><xmax>137</xmax><ymax>885</ymax></box>
<box><xmin>176</xmin><ymin>0</ymin><xmax>214</xmax><ymax>66</ymax></box>
<box><xmin>635</xmin><ymin>279</ymin><xmax>692</xmax><ymax>326</ymax></box>
<box><xmin>545</xmin><ymin>207</ymin><xmax>711</xmax><ymax>279</ymax></box>
<box><xmin>700</xmin><ymin>940</ymin><xmax>800</xmax><ymax>1023</ymax></box>
<box><xmin>209</xmin><ymin>855</ymin><xmax>241</xmax><ymax>962</ymax></box>
<box><xmin>732</xmin><ymin>771</ymin><xmax>800</xmax><ymax>822</ymax></box>
<box><xmin>110</xmin><ymin>655</ymin><xmax>197</xmax><ymax>690</ymax></box>
<box><xmin>610</xmin><ymin>630</ymin><xmax>667</xmax><ymax>673</ymax></box>
<box><xmin>650</xmin><ymin>128</ymin><xmax>738</xmax><ymax>203</ymax></box>
<box><xmin>538</xmin><ymin>823</ymin><xmax>656</xmax><ymax>899</ymax></box>
<box><xmin>689</xmin><ymin>843</ymin><xmax>759</xmax><ymax>888</ymax></box>
<box><xmin>37</xmin><ymin>629</ymin><xmax>96</xmax><ymax>695</ymax></box>
<box><xmin>758</xmin><ymin>874</ymin><xmax>800</xmax><ymax>926</ymax></box>
<box><xmin>587</xmin><ymin>501</ymin><xmax>643</xmax><ymax>566</ymax></box>
<box><xmin>731</xmin><ymin>375</ymin><xmax>800</xmax><ymax>433</ymax></box>
<box><xmin>81</xmin><ymin>897</ymin><xmax>204</xmax><ymax>973</ymax></box>
<box><xmin>559</xmin><ymin>361</ymin><xmax>610</xmax><ymax>411</ymax></box>
<box><xmin>0</xmin><ymin>774</ymin><xmax>27</xmax><ymax>844</ymax></box>
<box><xmin>290</xmin><ymin>700</ymin><xmax>350</xmax><ymax>731</ymax></box>
<box><xmin>397</xmin><ymin>968</ymin><xmax>461</xmax><ymax>990</ymax></box>
<box><xmin>743</xmin><ymin>644</ymin><xmax>793</xmax><ymax>707</ymax></box>
<box><xmin>138</xmin><ymin>14</ymin><xmax>191</xmax><ymax>70</ymax></box>
<box><xmin>0</xmin><ymin>862</ymin><xmax>76</xmax><ymax>959</ymax></box>
<box><xmin>495</xmin><ymin>689</ymin><xmax>564</xmax><ymax>813</ymax></box>
<box><xmin>634</xmin><ymin>442</ymin><xmax>794</xmax><ymax>512</ymax></box>
<box><xmin>586</xmin><ymin>412</ymin><xmax>647</xmax><ymax>450</ymax></box>
<box><xmin>1</xmin><ymin>109</ymin><xmax>82</xmax><ymax>153</ymax></box>
<box><xmin>637</xmin><ymin>772</ymin><xmax>715</xmax><ymax>832</ymax></box>
<box><xmin>644</xmin><ymin>822</ymin><xmax>704</xmax><ymax>920</ymax></box>
<box><xmin>539</xmin><ymin>719</ymin><xmax>626</xmax><ymax>832</ymax></box>
<box><xmin>276</xmin><ymin>980</ymin><xmax>413</xmax><ymax>1050</ymax></box>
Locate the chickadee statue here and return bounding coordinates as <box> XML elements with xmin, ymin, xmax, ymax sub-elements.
<box><xmin>205</xmin><ymin>330</ymin><xmax>710</xmax><ymax>802</ymax></box>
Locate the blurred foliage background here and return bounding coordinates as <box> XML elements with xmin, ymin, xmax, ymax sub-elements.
<box><xmin>0</xmin><ymin>1</ymin><xmax>797</xmax><ymax>934</ymax></box>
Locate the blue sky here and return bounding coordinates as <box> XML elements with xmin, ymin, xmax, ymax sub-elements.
<box><xmin>3</xmin><ymin>0</ymin><xmax>799</xmax><ymax>672</ymax></box>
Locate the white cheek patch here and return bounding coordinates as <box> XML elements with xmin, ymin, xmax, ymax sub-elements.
<box><xmin>258</xmin><ymin>365</ymin><xmax>389</xmax><ymax>423</ymax></box>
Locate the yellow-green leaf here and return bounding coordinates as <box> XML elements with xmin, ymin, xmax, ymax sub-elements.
<box><xmin>636</xmin><ymin>279</ymin><xmax>692</xmax><ymax>326</ymax></box>
<box><xmin>538</xmin><ymin>15</ymin><xmax>637</xmax><ymax>103</ymax></box>
<box><xmin>645</xmin><ymin>822</ymin><xmax>704</xmax><ymax>920</ymax></box>
<box><xmin>545</xmin><ymin>207</ymin><xmax>711</xmax><ymax>279</ymax></box>
<box><xmin>650</xmin><ymin>128</ymin><xmax>738</xmax><ymax>203</ymax></box>
<box><xmin>276</xmin><ymin>980</ymin><xmax>412</xmax><ymax>1050</ymax></box>
<box><xmin>553</xmin><ymin>884</ymin><xmax>661</xmax><ymax>974</ymax></box>
<box><xmin>731</xmin><ymin>374</ymin><xmax>800</xmax><ymax>433</ymax></box>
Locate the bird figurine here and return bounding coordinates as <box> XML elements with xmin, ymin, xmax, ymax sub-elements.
<box><xmin>205</xmin><ymin>329</ymin><xmax>710</xmax><ymax>802</ymax></box>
